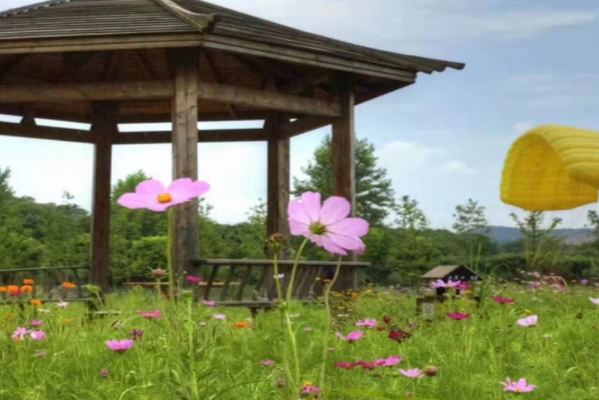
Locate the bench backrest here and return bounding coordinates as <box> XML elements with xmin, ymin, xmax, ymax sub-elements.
<box><xmin>192</xmin><ymin>259</ymin><xmax>370</xmax><ymax>302</ymax></box>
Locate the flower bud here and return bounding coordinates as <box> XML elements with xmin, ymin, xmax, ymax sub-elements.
<box><xmin>151</xmin><ymin>268</ymin><xmax>167</xmax><ymax>279</ymax></box>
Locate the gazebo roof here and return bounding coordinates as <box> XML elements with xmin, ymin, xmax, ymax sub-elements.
<box><xmin>0</xmin><ymin>0</ymin><xmax>464</xmax><ymax>74</ymax></box>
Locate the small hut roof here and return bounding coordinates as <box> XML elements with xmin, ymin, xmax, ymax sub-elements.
<box><xmin>0</xmin><ymin>0</ymin><xmax>464</xmax><ymax>75</ymax></box>
<box><xmin>421</xmin><ymin>265</ymin><xmax>463</xmax><ymax>279</ymax></box>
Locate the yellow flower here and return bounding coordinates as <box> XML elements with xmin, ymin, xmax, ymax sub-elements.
<box><xmin>62</xmin><ymin>318</ymin><xmax>72</xmax><ymax>324</ymax></box>
<box><xmin>524</xmin><ymin>309</ymin><xmax>533</xmax><ymax>315</ymax></box>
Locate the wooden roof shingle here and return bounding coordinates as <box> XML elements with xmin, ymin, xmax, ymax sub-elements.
<box><xmin>0</xmin><ymin>0</ymin><xmax>464</xmax><ymax>76</ymax></box>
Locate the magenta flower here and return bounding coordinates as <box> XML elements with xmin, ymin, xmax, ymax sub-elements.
<box><xmin>501</xmin><ymin>377</ymin><xmax>537</xmax><ymax>393</ymax></box>
<box><xmin>261</xmin><ymin>360</ymin><xmax>274</xmax><ymax>366</ymax></box>
<box><xmin>186</xmin><ymin>276</ymin><xmax>202</xmax><ymax>283</ymax></box>
<box><xmin>446</xmin><ymin>313</ymin><xmax>470</xmax><ymax>320</ymax></box>
<box><xmin>117</xmin><ymin>178</ymin><xmax>210</xmax><ymax>212</ymax></box>
<box><xmin>590</xmin><ymin>297</ymin><xmax>599</xmax><ymax>305</ymax></box>
<box><xmin>301</xmin><ymin>384</ymin><xmax>321</xmax><ymax>394</ymax></box>
<box><xmin>100</xmin><ymin>369</ymin><xmax>110</xmax><ymax>377</ymax></box>
<box><xmin>399</xmin><ymin>368</ymin><xmax>422</xmax><ymax>379</ymax></box>
<box><xmin>492</xmin><ymin>297</ymin><xmax>516</xmax><ymax>304</ymax></box>
<box><xmin>29</xmin><ymin>320</ymin><xmax>44</xmax><ymax>327</ymax></box>
<box><xmin>203</xmin><ymin>300</ymin><xmax>216</xmax><ymax>307</ymax></box>
<box><xmin>431</xmin><ymin>279</ymin><xmax>460</xmax><ymax>289</ymax></box>
<box><xmin>30</xmin><ymin>331</ymin><xmax>46</xmax><ymax>341</ymax></box>
<box><xmin>335</xmin><ymin>331</ymin><xmax>364</xmax><ymax>342</ymax></box>
<box><xmin>214</xmin><ymin>314</ymin><xmax>226</xmax><ymax>320</ymax></box>
<box><xmin>287</xmin><ymin>192</ymin><xmax>369</xmax><ymax>255</ymax></box>
<box><xmin>517</xmin><ymin>315</ymin><xmax>538</xmax><ymax>327</ymax></box>
<box><xmin>356</xmin><ymin>319</ymin><xmax>377</xmax><ymax>328</ymax></box>
<box><xmin>139</xmin><ymin>310</ymin><xmax>162</xmax><ymax>319</ymax></box>
<box><xmin>581</xmin><ymin>279</ymin><xmax>589</xmax><ymax>285</ymax></box>
<box><xmin>130</xmin><ymin>329</ymin><xmax>144</xmax><ymax>339</ymax></box>
<box><xmin>106</xmin><ymin>339</ymin><xmax>135</xmax><ymax>353</ymax></box>
<box><xmin>35</xmin><ymin>352</ymin><xmax>46</xmax><ymax>358</ymax></box>
<box><xmin>376</xmin><ymin>356</ymin><xmax>402</xmax><ymax>367</ymax></box>
<box><xmin>456</xmin><ymin>282</ymin><xmax>471</xmax><ymax>290</ymax></box>
<box><xmin>11</xmin><ymin>327</ymin><xmax>30</xmax><ymax>341</ymax></box>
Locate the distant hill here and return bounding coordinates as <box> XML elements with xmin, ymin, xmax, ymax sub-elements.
<box><xmin>487</xmin><ymin>226</ymin><xmax>592</xmax><ymax>244</ymax></box>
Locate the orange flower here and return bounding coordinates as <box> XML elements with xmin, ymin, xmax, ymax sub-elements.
<box><xmin>234</xmin><ymin>321</ymin><xmax>249</xmax><ymax>328</ymax></box>
<box><xmin>4</xmin><ymin>313</ymin><xmax>14</xmax><ymax>319</ymax></box>
<box><xmin>23</xmin><ymin>279</ymin><xmax>34</xmax><ymax>285</ymax></box>
<box><xmin>31</xmin><ymin>299</ymin><xmax>42</xmax><ymax>306</ymax></box>
<box><xmin>6</xmin><ymin>285</ymin><xmax>19</xmax><ymax>293</ymax></box>
<box><xmin>21</xmin><ymin>285</ymin><xmax>33</xmax><ymax>293</ymax></box>
<box><xmin>0</xmin><ymin>287</ymin><xmax>6</xmax><ymax>293</ymax></box>
<box><xmin>62</xmin><ymin>282</ymin><xmax>77</xmax><ymax>289</ymax></box>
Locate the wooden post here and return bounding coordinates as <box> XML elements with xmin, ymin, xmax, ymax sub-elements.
<box><xmin>89</xmin><ymin>102</ymin><xmax>118</xmax><ymax>292</ymax></box>
<box><xmin>266</xmin><ymin>114</ymin><xmax>291</xmax><ymax>251</ymax></box>
<box><xmin>170</xmin><ymin>48</ymin><xmax>200</xmax><ymax>278</ymax></box>
<box><xmin>332</xmin><ymin>78</ymin><xmax>357</xmax><ymax>290</ymax></box>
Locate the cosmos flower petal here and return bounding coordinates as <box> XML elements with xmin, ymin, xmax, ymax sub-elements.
<box><xmin>135</xmin><ymin>179</ymin><xmax>165</xmax><ymax>195</ymax></box>
<box><xmin>320</xmin><ymin>235</ymin><xmax>348</xmax><ymax>256</ymax></box>
<box><xmin>319</xmin><ymin>196</ymin><xmax>351</xmax><ymax>225</ymax></box>
<box><xmin>300</xmin><ymin>192</ymin><xmax>322</xmax><ymax>222</ymax></box>
<box><xmin>117</xmin><ymin>193</ymin><xmax>151</xmax><ymax>209</ymax></box>
<box><xmin>288</xmin><ymin>200</ymin><xmax>312</xmax><ymax>225</ymax></box>
<box><xmin>328</xmin><ymin>233</ymin><xmax>366</xmax><ymax>252</ymax></box>
<box><xmin>327</xmin><ymin>218</ymin><xmax>369</xmax><ymax>237</ymax></box>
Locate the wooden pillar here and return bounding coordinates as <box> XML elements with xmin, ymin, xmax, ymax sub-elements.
<box><xmin>332</xmin><ymin>79</ymin><xmax>357</xmax><ymax>289</ymax></box>
<box><xmin>266</xmin><ymin>114</ymin><xmax>291</xmax><ymax>249</ymax></box>
<box><xmin>170</xmin><ymin>48</ymin><xmax>200</xmax><ymax>277</ymax></box>
<box><xmin>89</xmin><ymin>102</ymin><xmax>118</xmax><ymax>291</ymax></box>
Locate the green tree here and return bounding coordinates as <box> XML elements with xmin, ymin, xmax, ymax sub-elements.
<box><xmin>292</xmin><ymin>135</ymin><xmax>395</xmax><ymax>226</ymax></box>
<box><xmin>452</xmin><ymin>199</ymin><xmax>489</xmax><ymax>269</ymax></box>
<box><xmin>510</xmin><ymin>211</ymin><xmax>562</xmax><ymax>271</ymax></box>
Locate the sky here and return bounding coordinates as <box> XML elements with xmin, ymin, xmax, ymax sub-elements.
<box><xmin>1</xmin><ymin>0</ymin><xmax>598</xmax><ymax>229</ymax></box>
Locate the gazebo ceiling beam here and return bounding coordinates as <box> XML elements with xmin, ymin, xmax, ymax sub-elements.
<box><xmin>0</xmin><ymin>121</ymin><xmax>93</xmax><ymax>143</ymax></box>
<box><xmin>203</xmin><ymin>51</ymin><xmax>239</xmax><ymax>119</ymax></box>
<box><xmin>114</xmin><ymin>128</ymin><xmax>267</xmax><ymax>144</ymax></box>
<box><xmin>287</xmin><ymin>116</ymin><xmax>334</xmax><ymax>138</ymax></box>
<box><xmin>0</xmin><ymin>81</ymin><xmax>341</xmax><ymax>117</ymax></box>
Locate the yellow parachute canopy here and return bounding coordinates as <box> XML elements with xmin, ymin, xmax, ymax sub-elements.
<box><xmin>501</xmin><ymin>125</ymin><xmax>599</xmax><ymax>211</ymax></box>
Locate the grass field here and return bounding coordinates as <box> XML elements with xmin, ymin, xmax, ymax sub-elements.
<box><xmin>2</xmin><ymin>279</ymin><xmax>598</xmax><ymax>400</ymax></box>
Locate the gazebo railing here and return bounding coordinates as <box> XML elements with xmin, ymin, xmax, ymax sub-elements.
<box><xmin>191</xmin><ymin>259</ymin><xmax>370</xmax><ymax>302</ymax></box>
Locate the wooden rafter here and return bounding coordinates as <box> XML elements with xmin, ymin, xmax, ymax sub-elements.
<box><xmin>0</xmin><ymin>55</ymin><xmax>25</xmax><ymax>81</ymax></box>
<box><xmin>287</xmin><ymin>116</ymin><xmax>333</xmax><ymax>138</ymax></box>
<box><xmin>114</xmin><ymin>128</ymin><xmax>267</xmax><ymax>144</ymax></box>
<box><xmin>204</xmin><ymin>51</ymin><xmax>239</xmax><ymax>119</ymax></box>
<box><xmin>0</xmin><ymin>81</ymin><xmax>342</xmax><ymax>117</ymax></box>
<box><xmin>0</xmin><ymin>121</ymin><xmax>93</xmax><ymax>143</ymax></box>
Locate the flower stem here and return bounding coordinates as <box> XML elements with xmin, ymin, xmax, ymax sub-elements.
<box><xmin>167</xmin><ymin>208</ymin><xmax>175</xmax><ymax>304</ymax></box>
<box><xmin>319</xmin><ymin>256</ymin><xmax>342</xmax><ymax>391</ymax></box>
<box><xmin>285</xmin><ymin>238</ymin><xmax>309</xmax><ymax>304</ymax></box>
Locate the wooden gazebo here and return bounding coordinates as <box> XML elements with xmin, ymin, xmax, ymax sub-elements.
<box><xmin>0</xmin><ymin>0</ymin><xmax>464</xmax><ymax>291</ymax></box>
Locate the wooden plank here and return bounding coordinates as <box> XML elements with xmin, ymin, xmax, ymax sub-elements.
<box><xmin>0</xmin><ymin>121</ymin><xmax>94</xmax><ymax>143</ymax></box>
<box><xmin>287</xmin><ymin>116</ymin><xmax>333</xmax><ymax>138</ymax></box>
<box><xmin>236</xmin><ymin>266</ymin><xmax>253</xmax><ymax>301</ymax></box>
<box><xmin>202</xmin><ymin>35</ymin><xmax>417</xmax><ymax>83</ymax></box>
<box><xmin>89</xmin><ymin>102</ymin><xmax>118</xmax><ymax>291</ymax></box>
<box><xmin>170</xmin><ymin>48</ymin><xmax>200</xmax><ymax>278</ymax></box>
<box><xmin>0</xmin><ymin>34</ymin><xmax>203</xmax><ymax>55</ymax></box>
<box><xmin>194</xmin><ymin>259</ymin><xmax>370</xmax><ymax>268</ymax></box>
<box><xmin>114</xmin><ymin>128</ymin><xmax>267</xmax><ymax>145</ymax></box>
<box><xmin>266</xmin><ymin>115</ymin><xmax>291</xmax><ymax>244</ymax></box>
<box><xmin>0</xmin><ymin>81</ymin><xmax>341</xmax><ymax>117</ymax></box>
<box><xmin>332</xmin><ymin>80</ymin><xmax>358</xmax><ymax>288</ymax></box>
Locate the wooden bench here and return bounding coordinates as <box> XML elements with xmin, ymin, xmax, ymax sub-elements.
<box><xmin>123</xmin><ymin>281</ymin><xmax>241</xmax><ymax>299</ymax></box>
<box><xmin>191</xmin><ymin>259</ymin><xmax>370</xmax><ymax>316</ymax></box>
<box><xmin>0</xmin><ymin>265</ymin><xmax>106</xmax><ymax>318</ymax></box>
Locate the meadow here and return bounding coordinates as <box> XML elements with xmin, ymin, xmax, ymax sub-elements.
<box><xmin>2</xmin><ymin>277</ymin><xmax>599</xmax><ymax>400</ymax></box>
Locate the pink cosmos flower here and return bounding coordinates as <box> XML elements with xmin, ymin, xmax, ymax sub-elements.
<box><xmin>30</xmin><ymin>331</ymin><xmax>46</xmax><ymax>341</ymax></box>
<box><xmin>301</xmin><ymin>384</ymin><xmax>321</xmax><ymax>394</ymax></box>
<box><xmin>501</xmin><ymin>377</ymin><xmax>537</xmax><ymax>393</ymax></box>
<box><xmin>117</xmin><ymin>178</ymin><xmax>210</xmax><ymax>212</ymax></box>
<box><xmin>287</xmin><ymin>192</ymin><xmax>369</xmax><ymax>255</ymax></box>
<box><xmin>581</xmin><ymin>279</ymin><xmax>589</xmax><ymax>285</ymax></box>
<box><xmin>517</xmin><ymin>315</ymin><xmax>538</xmax><ymax>327</ymax></box>
<box><xmin>492</xmin><ymin>297</ymin><xmax>516</xmax><ymax>304</ymax></box>
<box><xmin>203</xmin><ymin>300</ymin><xmax>216</xmax><ymax>307</ymax></box>
<box><xmin>106</xmin><ymin>339</ymin><xmax>135</xmax><ymax>353</ymax></box>
<box><xmin>590</xmin><ymin>297</ymin><xmax>599</xmax><ymax>305</ymax></box>
<box><xmin>100</xmin><ymin>369</ymin><xmax>110</xmax><ymax>377</ymax></box>
<box><xmin>399</xmin><ymin>368</ymin><xmax>422</xmax><ymax>379</ymax></box>
<box><xmin>57</xmin><ymin>301</ymin><xmax>69</xmax><ymax>308</ymax></box>
<box><xmin>11</xmin><ymin>327</ymin><xmax>30</xmax><ymax>341</ymax></box>
<box><xmin>29</xmin><ymin>320</ymin><xmax>44</xmax><ymax>327</ymax></box>
<box><xmin>186</xmin><ymin>276</ymin><xmax>202</xmax><ymax>283</ymax></box>
<box><xmin>214</xmin><ymin>314</ymin><xmax>226</xmax><ymax>320</ymax></box>
<box><xmin>431</xmin><ymin>279</ymin><xmax>460</xmax><ymax>289</ymax></box>
<box><xmin>139</xmin><ymin>310</ymin><xmax>162</xmax><ymax>319</ymax></box>
<box><xmin>446</xmin><ymin>313</ymin><xmax>470</xmax><ymax>320</ymax></box>
<box><xmin>356</xmin><ymin>319</ymin><xmax>377</xmax><ymax>328</ymax></box>
<box><xmin>304</xmin><ymin>327</ymin><xmax>313</xmax><ymax>332</ymax></box>
<box><xmin>335</xmin><ymin>331</ymin><xmax>364</xmax><ymax>342</ymax></box>
<box><xmin>456</xmin><ymin>282</ymin><xmax>471</xmax><ymax>290</ymax></box>
<box><xmin>376</xmin><ymin>356</ymin><xmax>402</xmax><ymax>367</ymax></box>
<box><xmin>261</xmin><ymin>360</ymin><xmax>274</xmax><ymax>366</ymax></box>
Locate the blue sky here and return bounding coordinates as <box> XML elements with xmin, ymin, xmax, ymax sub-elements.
<box><xmin>1</xmin><ymin>0</ymin><xmax>598</xmax><ymax>228</ymax></box>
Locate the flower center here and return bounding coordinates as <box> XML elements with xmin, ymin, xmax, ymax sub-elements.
<box><xmin>157</xmin><ymin>193</ymin><xmax>173</xmax><ymax>204</ymax></box>
<box><xmin>309</xmin><ymin>222</ymin><xmax>326</xmax><ymax>235</ymax></box>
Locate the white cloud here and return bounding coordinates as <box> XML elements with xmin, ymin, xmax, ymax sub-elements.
<box><xmin>440</xmin><ymin>161</ymin><xmax>476</xmax><ymax>175</ymax></box>
<box><xmin>376</xmin><ymin>141</ymin><xmax>441</xmax><ymax>176</ymax></box>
